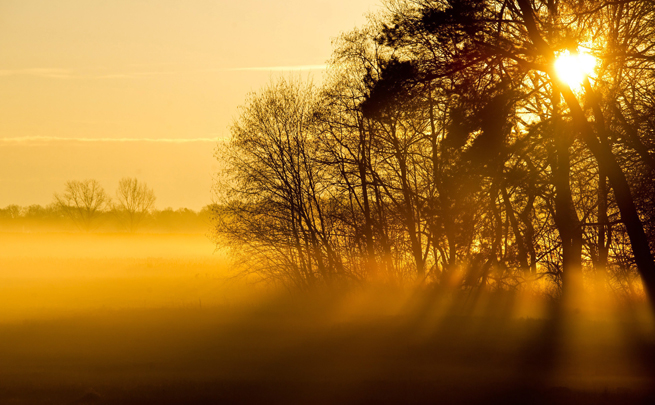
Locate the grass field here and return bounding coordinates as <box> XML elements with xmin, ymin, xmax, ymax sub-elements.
<box><xmin>1</xmin><ymin>232</ymin><xmax>654</xmax><ymax>404</ymax></box>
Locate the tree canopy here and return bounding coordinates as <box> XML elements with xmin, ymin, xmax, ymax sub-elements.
<box><xmin>214</xmin><ymin>0</ymin><xmax>655</xmax><ymax>304</ymax></box>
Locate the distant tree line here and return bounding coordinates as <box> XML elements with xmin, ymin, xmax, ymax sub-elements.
<box><xmin>1</xmin><ymin>177</ymin><xmax>212</xmax><ymax>233</ymax></box>
<box><xmin>213</xmin><ymin>0</ymin><xmax>655</xmax><ymax>301</ymax></box>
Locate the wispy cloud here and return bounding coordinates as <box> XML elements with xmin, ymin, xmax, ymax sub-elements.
<box><xmin>92</xmin><ymin>71</ymin><xmax>184</xmax><ymax>79</ymax></box>
<box><xmin>0</xmin><ymin>68</ymin><xmax>75</xmax><ymax>79</ymax></box>
<box><xmin>0</xmin><ymin>68</ymin><xmax>184</xmax><ymax>80</ymax></box>
<box><xmin>0</xmin><ymin>64</ymin><xmax>328</xmax><ymax>80</ymax></box>
<box><xmin>226</xmin><ymin>64</ymin><xmax>327</xmax><ymax>72</ymax></box>
<box><xmin>0</xmin><ymin>137</ymin><xmax>217</xmax><ymax>143</ymax></box>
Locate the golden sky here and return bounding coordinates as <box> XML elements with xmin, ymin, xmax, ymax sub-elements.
<box><xmin>0</xmin><ymin>0</ymin><xmax>378</xmax><ymax>209</ymax></box>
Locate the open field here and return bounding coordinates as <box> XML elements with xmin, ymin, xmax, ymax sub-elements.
<box><xmin>0</xmin><ymin>232</ymin><xmax>654</xmax><ymax>404</ymax></box>
<box><xmin>0</xmin><ymin>232</ymin><xmax>233</xmax><ymax>322</ymax></box>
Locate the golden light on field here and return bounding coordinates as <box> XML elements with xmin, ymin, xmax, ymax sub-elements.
<box><xmin>554</xmin><ymin>50</ymin><xmax>597</xmax><ymax>89</ymax></box>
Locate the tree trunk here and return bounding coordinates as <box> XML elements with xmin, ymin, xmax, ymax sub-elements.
<box><xmin>519</xmin><ymin>0</ymin><xmax>655</xmax><ymax>302</ymax></box>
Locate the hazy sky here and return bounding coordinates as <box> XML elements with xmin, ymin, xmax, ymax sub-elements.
<box><xmin>0</xmin><ymin>0</ymin><xmax>380</xmax><ymax>209</ymax></box>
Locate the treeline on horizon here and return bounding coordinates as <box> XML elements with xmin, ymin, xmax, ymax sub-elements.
<box><xmin>0</xmin><ymin>203</ymin><xmax>212</xmax><ymax>233</ymax></box>
<box><xmin>213</xmin><ymin>0</ymin><xmax>655</xmax><ymax>300</ymax></box>
<box><xmin>1</xmin><ymin>177</ymin><xmax>212</xmax><ymax>234</ymax></box>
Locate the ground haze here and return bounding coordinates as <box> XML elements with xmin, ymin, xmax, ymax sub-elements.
<box><xmin>0</xmin><ymin>231</ymin><xmax>654</xmax><ymax>404</ymax></box>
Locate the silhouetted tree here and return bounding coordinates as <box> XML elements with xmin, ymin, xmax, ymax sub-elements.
<box><xmin>362</xmin><ymin>0</ymin><xmax>655</xmax><ymax>299</ymax></box>
<box><xmin>213</xmin><ymin>0</ymin><xmax>655</xmax><ymax>304</ymax></box>
<box><xmin>54</xmin><ymin>179</ymin><xmax>111</xmax><ymax>232</ymax></box>
<box><xmin>114</xmin><ymin>177</ymin><xmax>156</xmax><ymax>232</ymax></box>
<box><xmin>0</xmin><ymin>205</ymin><xmax>21</xmax><ymax>220</ymax></box>
<box><xmin>214</xmin><ymin>79</ymin><xmax>359</xmax><ymax>288</ymax></box>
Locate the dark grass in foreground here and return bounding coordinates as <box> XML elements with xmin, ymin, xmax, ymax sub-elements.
<box><xmin>0</xmin><ymin>290</ymin><xmax>654</xmax><ymax>405</ymax></box>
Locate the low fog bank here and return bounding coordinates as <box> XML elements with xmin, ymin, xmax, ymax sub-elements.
<box><xmin>1</xmin><ymin>232</ymin><xmax>654</xmax><ymax>404</ymax></box>
<box><xmin>0</xmin><ymin>204</ymin><xmax>213</xmax><ymax>233</ymax></box>
<box><xmin>0</xmin><ymin>232</ymin><xmax>236</xmax><ymax>323</ymax></box>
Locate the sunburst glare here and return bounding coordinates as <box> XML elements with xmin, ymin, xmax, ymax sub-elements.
<box><xmin>555</xmin><ymin>49</ymin><xmax>597</xmax><ymax>89</ymax></box>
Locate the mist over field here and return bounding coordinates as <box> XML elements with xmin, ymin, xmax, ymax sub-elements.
<box><xmin>0</xmin><ymin>227</ymin><xmax>654</xmax><ymax>404</ymax></box>
<box><xmin>0</xmin><ymin>232</ymin><xmax>227</xmax><ymax>321</ymax></box>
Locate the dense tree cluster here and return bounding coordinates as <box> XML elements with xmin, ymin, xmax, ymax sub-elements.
<box><xmin>214</xmin><ymin>0</ymin><xmax>655</xmax><ymax>300</ymax></box>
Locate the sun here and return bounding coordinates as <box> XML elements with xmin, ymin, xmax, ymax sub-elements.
<box><xmin>554</xmin><ymin>50</ymin><xmax>597</xmax><ymax>89</ymax></box>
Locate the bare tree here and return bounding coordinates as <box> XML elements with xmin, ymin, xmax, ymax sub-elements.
<box><xmin>54</xmin><ymin>179</ymin><xmax>111</xmax><ymax>232</ymax></box>
<box><xmin>214</xmin><ymin>78</ymin><xmax>358</xmax><ymax>288</ymax></box>
<box><xmin>114</xmin><ymin>177</ymin><xmax>156</xmax><ymax>232</ymax></box>
<box><xmin>211</xmin><ymin>0</ymin><xmax>655</xmax><ymax>303</ymax></box>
